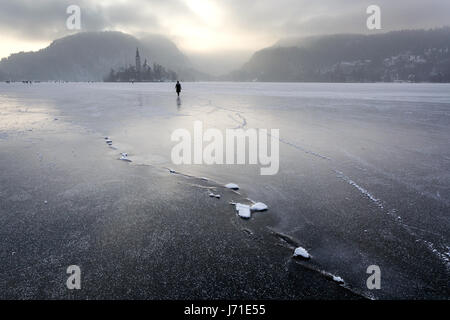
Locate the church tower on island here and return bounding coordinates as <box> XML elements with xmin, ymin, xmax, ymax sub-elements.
<box><xmin>135</xmin><ymin>48</ymin><xmax>141</xmax><ymax>77</ymax></box>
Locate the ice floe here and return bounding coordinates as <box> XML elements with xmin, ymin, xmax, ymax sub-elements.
<box><xmin>250</xmin><ymin>202</ymin><xmax>268</xmax><ymax>211</ymax></box>
<box><xmin>120</xmin><ymin>153</ymin><xmax>132</xmax><ymax>162</ymax></box>
<box><xmin>232</xmin><ymin>200</ymin><xmax>269</xmax><ymax>219</ymax></box>
<box><xmin>225</xmin><ymin>183</ymin><xmax>239</xmax><ymax>190</ymax></box>
<box><xmin>332</xmin><ymin>275</ymin><xmax>345</xmax><ymax>284</ymax></box>
<box><xmin>320</xmin><ymin>271</ymin><xmax>345</xmax><ymax>284</ymax></box>
<box><xmin>235</xmin><ymin>203</ymin><xmax>251</xmax><ymax>219</ymax></box>
<box><xmin>208</xmin><ymin>192</ymin><xmax>221</xmax><ymax>199</ymax></box>
<box><xmin>104</xmin><ymin>137</ymin><xmax>115</xmax><ymax>148</ymax></box>
<box><xmin>293</xmin><ymin>246</ymin><xmax>311</xmax><ymax>259</ymax></box>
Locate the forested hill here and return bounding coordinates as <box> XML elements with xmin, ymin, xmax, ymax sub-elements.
<box><xmin>0</xmin><ymin>31</ymin><xmax>204</xmax><ymax>81</ymax></box>
<box><xmin>228</xmin><ymin>27</ymin><xmax>450</xmax><ymax>82</ymax></box>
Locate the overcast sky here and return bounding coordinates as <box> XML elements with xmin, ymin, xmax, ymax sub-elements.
<box><xmin>0</xmin><ymin>0</ymin><xmax>449</xmax><ymax>59</ymax></box>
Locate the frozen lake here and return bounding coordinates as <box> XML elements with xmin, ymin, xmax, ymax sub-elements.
<box><xmin>0</xmin><ymin>82</ymin><xmax>449</xmax><ymax>299</ymax></box>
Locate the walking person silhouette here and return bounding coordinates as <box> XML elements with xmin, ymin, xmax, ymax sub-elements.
<box><xmin>175</xmin><ymin>81</ymin><xmax>182</xmax><ymax>97</ymax></box>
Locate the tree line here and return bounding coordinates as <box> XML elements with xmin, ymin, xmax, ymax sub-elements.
<box><xmin>104</xmin><ymin>62</ymin><xmax>177</xmax><ymax>82</ymax></box>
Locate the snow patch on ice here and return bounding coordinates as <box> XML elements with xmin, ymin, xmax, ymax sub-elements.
<box><xmin>235</xmin><ymin>203</ymin><xmax>251</xmax><ymax>219</ymax></box>
<box><xmin>233</xmin><ymin>201</ymin><xmax>269</xmax><ymax>219</ymax></box>
<box><xmin>293</xmin><ymin>246</ymin><xmax>311</xmax><ymax>259</ymax></box>
<box><xmin>251</xmin><ymin>202</ymin><xmax>268</xmax><ymax>211</ymax></box>
<box><xmin>208</xmin><ymin>192</ymin><xmax>221</xmax><ymax>199</ymax></box>
<box><xmin>320</xmin><ymin>271</ymin><xmax>345</xmax><ymax>285</ymax></box>
<box><xmin>120</xmin><ymin>153</ymin><xmax>132</xmax><ymax>162</ymax></box>
<box><xmin>225</xmin><ymin>183</ymin><xmax>239</xmax><ymax>190</ymax></box>
<box><xmin>332</xmin><ymin>275</ymin><xmax>345</xmax><ymax>284</ymax></box>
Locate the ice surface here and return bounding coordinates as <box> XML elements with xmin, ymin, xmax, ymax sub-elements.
<box><xmin>1</xmin><ymin>82</ymin><xmax>449</xmax><ymax>299</ymax></box>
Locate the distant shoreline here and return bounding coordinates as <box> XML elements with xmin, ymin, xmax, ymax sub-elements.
<box><xmin>4</xmin><ymin>80</ymin><xmax>450</xmax><ymax>84</ymax></box>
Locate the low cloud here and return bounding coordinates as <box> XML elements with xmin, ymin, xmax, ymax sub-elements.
<box><xmin>0</xmin><ymin>0</ymin><xmax>449</xmax><ymax>57</ymax></box>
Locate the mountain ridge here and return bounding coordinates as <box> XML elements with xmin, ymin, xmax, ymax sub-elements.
<box><xmin>0</xmin><ymin>31</ymin><xmax>206</xmax><ymax>81</ymax></box>
<box><xmin>228</xmin><ymin>27</ymin><xmax>450</xmax><ymax>82</ymax></box>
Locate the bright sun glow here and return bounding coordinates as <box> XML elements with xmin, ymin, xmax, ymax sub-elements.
<box><xmin>171</xmin><ymin>0</ymin><xmax>270</xmax><ymax>53</ymax></box>
<box><xmin>185</xmin><ymin>0</ymin><xmax>222</xmax><ymax>27</ymax></box>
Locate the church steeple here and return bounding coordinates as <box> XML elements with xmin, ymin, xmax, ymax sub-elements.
<box><xmin>135</xmin><ymin>47</ymin><xmax>141</xmax><ymax>75</ymax></box>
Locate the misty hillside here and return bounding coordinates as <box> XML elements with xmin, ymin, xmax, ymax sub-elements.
<box><xmin>229</xmin><ymin>28</ymin><xmax>450</xmax><ymax>82</ymax></box>
<box><xmin>0</xmin><ymin>31</ymin><xmax>203</xmax><ymax>81</ymax></box>
<box><xmin>139</xmin><ymin>34</ymin><xmax>190</xmax><ymax>70</ymax></box>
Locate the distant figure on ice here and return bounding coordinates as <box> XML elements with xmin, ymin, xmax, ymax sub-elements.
<box><xmin>175</xmin><ymin>81</ymin><xmax>182</xmax><ymax>97</ymax></box>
